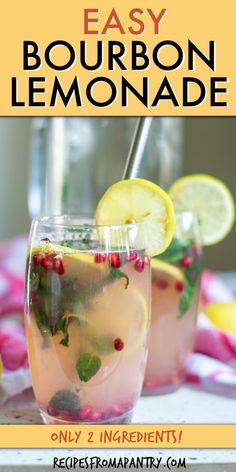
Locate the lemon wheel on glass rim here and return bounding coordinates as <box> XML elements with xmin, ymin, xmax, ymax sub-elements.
<box><xmin>169</xmin><ymin>174</ymin><xmax>235</xmax><ymax>246</ymax></box>
<box><xmin>95</xmin><ymin>178</ymin><xmax>176</xmax><ymax>256</ymax></box>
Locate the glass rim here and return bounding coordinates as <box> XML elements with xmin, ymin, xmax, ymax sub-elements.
<box><xmin>32</xmin><ymin>210</ymin><xmax>198</xmax><ymax>230</ymax></box>
<box><xmin>32</xmin><ymin>214</ymin><xmax>143</xmax><ymax>231</ymax></box>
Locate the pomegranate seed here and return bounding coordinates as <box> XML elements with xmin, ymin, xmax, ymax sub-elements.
<box><xmin>159</xmin><ymin>376</ymin><xmax>168</xmax><ymax>385</ymax></box>
<box><xmin>94</xmin><ymin>253</ymin><xmax>106</xmax><ymax>264</ymax></box>
<box><xmin>126</xmin><ymin>250</ymin><xmax>137</xmax><ymax>262</ymax></box>
<box><xmin>33</xmin><ymin>253</ymin><xmax>44</xmax><ymax>265</ymax></box>
<box><xmin>156</xmin><ymin>279</ymin><xmax>169</xmax><ymax>289</ymax></box>
<box><xmin>144</xmin><ymin>379</ymin><xmax>159</xmax><ymax>389</ymax></box>
<box><xmin>47</xmin><ymin>405</ymin><xmax>58</xmax><ymax>417</ymax></box>
<box><xmin>114</xmin><ymin>338</ymin><xmax>124</xmax><ymax>351</ymax></box>
<box><xmin>100</xmin><ymin>408</ymin><xmax>110</xmax><ymax>420</ymax></box>
<box><xmin>109</xmin><ymin>253</ymin><xmax>121</xmax><ymax>268</ymax></box>
<box><xmin>41</xmin><ymin>237</ymin><xmax>50</xmax><ymax>242</ymax></box>
<box><xmin>112</xmin><ymin>404</ymin><xmax>124</xmax><ymax>416</ymax></box>
<box><xmin>41</xmin><ymin>257</ymin><xmax>53</xmax><ymax>271</ymax></box>
<box><xmin>172</xmin><ymin>371</ymin><xmax>180</xmax><ymax>383</ymax></box>
<box><xmin>72</xmin><ymin>410</ymin><xmax>80</xmax><ymax>421</ymax></box>
<box><xmin>175</xmin><ymin>280</ymin><xmax>184</xmax><ymax>292</ymax></box>
<box><xmin>79</xmin><ymin>406</ymin><xmax>92</xmax><ymax>421</ymax></box>
<box><xmin>122</xmin><ymin>398</ymin><xmax>135</xmax><ymax>411</ymax></box>
<box><xmin>53</xmin><ymin>257</ymin><xmax>65</xmax><ymax>275</ymax></box>
<box><xmin>181</xmin><ymin>256</ymin><xmax>192</xmax><ymax>268</ymax></box>
<box><xmin>30</xmin><ymin>291</ymin><xmax>39</xmax><ymax>302</ymax></box>
<box><xmin>135</xmin><ymin>257</ymin><xmax>145</xmax><ymax>272</ymax></box>
<box><xmin>59</xmin><ymin>410</ymin><xmax>76</xmax><ymax>421</ymax></box>
<box><xmin>91</xmin><ymin>410</ymin><xmax>102</xmax><ymax>421</ymax></box>
<box><xmin>193</xmin><ymin>244</ymin><xmax>200</xmax><ymax>257</ymax></box>
<box><xmin>39</xmin><ymin>254</ymin><xmax>46</xmax><ymax>266</ymax></box>
<box><xmin>47</xmin><ymin>253</ymin><xmax>55</xmax><ymax>260</ymax></box>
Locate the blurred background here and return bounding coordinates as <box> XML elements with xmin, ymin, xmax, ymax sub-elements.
<box><xmin>0</xmin><ymin>116</ymin><xmax>235</xmax><ymax>270</ymax></box>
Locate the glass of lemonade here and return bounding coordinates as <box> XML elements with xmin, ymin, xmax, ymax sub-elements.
<box><xmin>25</xmin><ymin>216</ymin><xmax>151</xmax><ymax>424</ymax></box>
<box><xmin>143</xmin><ymin>212</ymin><xmax>202</xmax><ymax>395</ymax></box>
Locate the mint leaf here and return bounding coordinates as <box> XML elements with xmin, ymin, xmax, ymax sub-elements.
<box><xmin>154</xmin><ymin>237</ymin><xmax>201</xmax><ymax>319</ymax></box>
<box><xmin>30</xmin><ymin>271</ymin><xmax>40</xmax><ymax>292</ymax></box>
<box><xmin>178</xmin><ymin>278</ymin><xmax>195</xmax><ymax>319</ymax></box>
<box><xmin>58</xmin><ymin>316</ymin><xmax>69</xmax><ymax>347</ymax></box>
<box><xmin>110</xmin><ymin>268</ymin><xmax>129</xmax><ymax>289</ymax></box>
<box><xmin>33</xmin><ymin>305</ymin><xmax>48</xmax><ymax>333</ymax></box>
<box><xmin>76</xmin><ymin>353</ymin><xmax>101</xmax><ymax>382</ymax></box>
<box><xmin>178</xmin><ymin>261</ymin><xmax>200</xmax><ymax>319</ymax></box>
<box><xmin>30</xmin><ymin>268</ymin><xmax>50</xmax><ymax>345</ymax></box>
<box><xmin>49</xmin><ymin>389</ymin><xmax>79</xmax><ymax>412</ymax></box>
<box><xmin>158</xmin><ymin>237</ymin><xmax>192</xmax><ymax>264</ymax></box>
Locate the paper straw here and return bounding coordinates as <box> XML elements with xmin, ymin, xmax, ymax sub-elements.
<box><xmin>122</xmin><ymin>117</ymin><xmax>153</xmax><ymax>179</ymax></box>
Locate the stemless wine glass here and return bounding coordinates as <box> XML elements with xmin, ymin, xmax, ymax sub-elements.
<box><xmin>25</xmin><ymin>216</ymin><xmax>151</xmax><ymax>424</ymax></box>
<box><xmin>143</xmin><ymin>211</ymin><xmax>202</xmax><ymax>395</ymax></box>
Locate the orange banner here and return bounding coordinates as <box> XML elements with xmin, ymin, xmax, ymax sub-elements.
<box><xmin>0</xmin><ymin>0</ymin><xmax>235</xmax><ymax>115</ymax></box>
<box><xmin>0</xmin><ymin>425</ymin><xmax>236</xmax><ymax>448</ymax></box>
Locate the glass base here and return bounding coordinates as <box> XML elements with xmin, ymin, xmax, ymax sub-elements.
<box><xmin>142</xmin><ymin>371</ymin><xmax>185</xmax><ymax>396</ymax></box>
<box><xmin>40</xmin><ymin>409</ymin><xmax>133</xmax><ymax>425</ymax></box>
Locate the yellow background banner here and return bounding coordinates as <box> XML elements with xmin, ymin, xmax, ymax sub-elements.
<box><xmin>0</xmin><ymin>0</ymin><xmax>235</xmax><ymax>115</ymax></box>
<box><xmin>0</xmin><ymin>425</ymin><xmax>236</xmax><ymax>448</ymax></box>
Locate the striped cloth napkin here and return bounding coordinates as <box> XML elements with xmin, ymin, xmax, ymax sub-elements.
<box><xmin>186</xmin><ymin>271</ymin><xmax>236</xmax><ymax>394</ymax></box>
<box><xmin>0</xmin><ymin>236</ymin><xmax>30</xmax><ymax>404</ymax></box>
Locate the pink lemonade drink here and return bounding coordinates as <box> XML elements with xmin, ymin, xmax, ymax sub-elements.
<box><xmin>25</xmin><ymin>217</ymin><xmax>151</xmax><ymax>424</ymax></box>
<box><xmin>143</xmin><ymin>212</ymin><xmax>202</xmax><ymax>394</ymax></box>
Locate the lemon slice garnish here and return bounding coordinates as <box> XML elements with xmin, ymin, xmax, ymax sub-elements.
<box><xmin>84</xmin><ymin>282</ymin><xmax>149</xmax><ymax>357</ymax></box>
<box><xmin>151</xmin><ymin>258</ymin><xmax>184</xmax><ymax>281</ymax></box>
<box><xmin>204</xmin><ymin>301</ymin><xmax>236</xmax><ymax>334</ymax></box>
<box><xmin>169</xmin><ymin>174</ymin><xmax>235</xmax><ymax>246</ymax></box>
<box><xmin>95</xmin><ymin>178</ymin><xmax>175</xmax><ymax>256</ymax></box>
